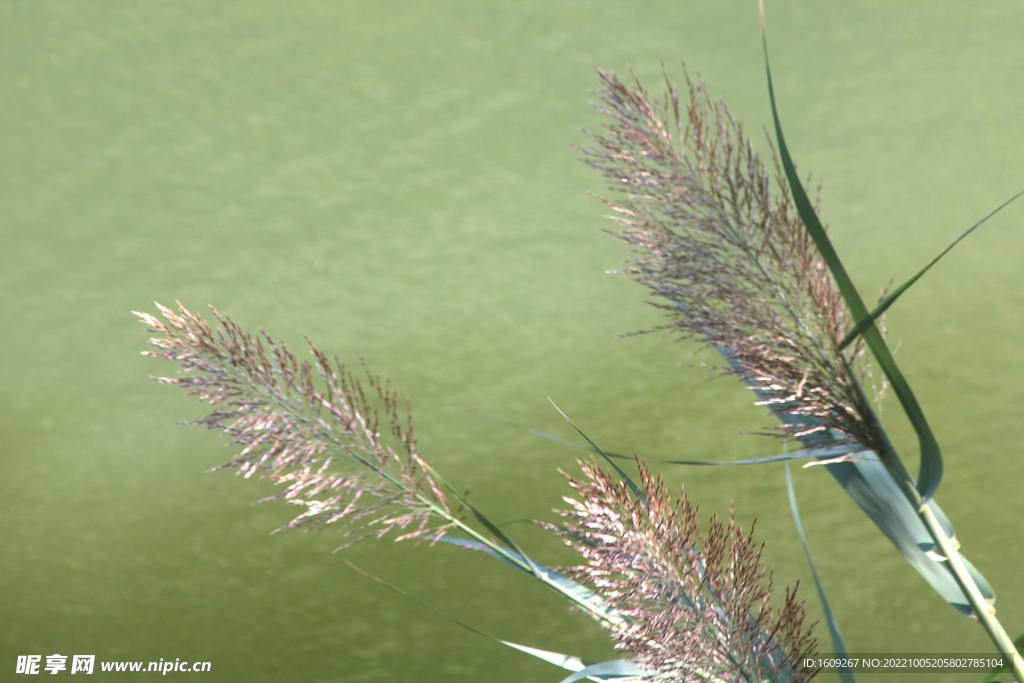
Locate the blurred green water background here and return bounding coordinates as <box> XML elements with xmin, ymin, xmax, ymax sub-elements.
<box><xmin>2</xmin><ymin>2</ymin><xmax>1023</xmax><ymax>681</ymax></box>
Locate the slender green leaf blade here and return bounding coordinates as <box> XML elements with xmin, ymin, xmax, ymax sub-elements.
<box><xmin>431</xmin><ymin>537</ymin><xmax>627</xmax><ymax>625</ymax></box>
<box><xmin>416</xmin><ymin>457</ymin><xmax>534</xmax><ymax>564</ymax></box>
<box><xmin>347</xmin><ymin>561</ymin><xmax>632</xmax><ymax>681</ymax></box>
<box><xmin>498</xmin><ymin>641</ymin><xmax>594</xmax><ymax>673</ymax></box>
<box><xmin>550</xmin><ymin>399</ymin><xmax>646</xmax><ymax>504</ymax></box>
<box><xmin>501</xmin><ymin>643</ymin><xmax>641</xmax><ymax>682</ymax></box>
<box><xmin>556</xmin><ymin>660</ymin><xmax>642</xmax><ymax>683</ymax></box>
<box><xmin>432</xmin><ymin>536</ymin><xmax>533</xmax><ymax>575</ymax></box>
<box><xmin>473</xmin><ymin>410</ymin><xmax>862</xmax><ymax>465</ymax></box>
<box><xmin>821</xmin><ymin>453</ymin><xmax>993</xmax><ymax>614</ymax></box>
<box><xmin>762</xmin><ymin>29</ymin><xmax>943</xmax><ymax>503</ymax></box>
<box><xmin>839</xmin><ymin>189</ymin><xmax>1024</xmax><ymax>350</ymax></box>
<box><xmin>412</xmin><ymin>460</ymin><xmax>628</xmax><ymax>624</ymax></box>
<box><xmin>346</xmin><ymin>559</ymin><xmax>497</xmax><ymax>641</ymax></box>
<box><xmin>786</xmin><ymin>463</ymin><xmax>856</xmax><ymax>683</ymax></box>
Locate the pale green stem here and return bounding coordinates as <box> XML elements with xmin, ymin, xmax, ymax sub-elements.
<box><xmin>223</xmin><ymin>361</ymin><xmax>627</xmax><ymax>629</ymax></box>
<box><xmin>852</xmin><ymin>379</ymin><xmax>1024</xmax><ymax>678</ymax></box>
<box><xmin>917</xmin><ymin>504</ymin><xmax>1024</xmax><ymax>680</ymax></box>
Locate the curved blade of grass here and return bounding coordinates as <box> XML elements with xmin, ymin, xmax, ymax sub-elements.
<box><xmin>761</xmin><ymin>23</ymin><xmax>942</xmax><ymax>504</ymax></box>
<box><xmin>413</xmin><ymin>458</ymin><xmax>630</xmax><ymax>626</ymax></box>
<box><xmin>502</xmin><ymin>642</ymin><xmax>640</xmax><ymax>682</ymax></box>
<box><xmin>346</xmin><ymin>561</ymin><xmax>633</xmax><ymax>681</ymax></box>
<box><xmin>717</xmin><ymin>317</ymin><xmax>990</xmax><ymax>615</ymax></box>
<box><xmin>820</xmin><ymin>453</ymin><xmax>993</xmax><ymax>615</ymax></box>
<box><xmin>432</xmin><ymin>536</ymin><xmax>535</xmax><ymax>574</ymax></box>
<box><xmin>346</xmin><ymin>559</ymin><xmax>498</xmax><ymax>639</ymax></box>
<box><xmin>549</xmin><ymin>399</ymin><xmax>645</xmax><ymax>504</ymax></box>
<box><xmin>498</xmin><ymin>641</ymin><xmax>596</xmax><ymax>672</ymax></box>
<box><xmin>556</xmin><ymin>660</ymin><xmax>642</xmax><ymax>683</ymax></box>
<box><xmin>430</xmin><ymin>537</ymin><xmax>627</xmax><ymax>625</ymax></box>
<box><xmin>648</xmin><ymin>445</ymin><xmax>858</xmax><ymax>466</ymax></box>
<box><xmin>416</xmin><ymin>457</ymin><xmax>532</xmax><ymax>564</ymax></box>
<box><xmin>472</xmin><ymin>410</ymin><xmax>858</xmax><ymax>465</ymax></box>
<box><xmin>839</xmin><ymin>189</ymin><xmax>1024</xmax><ymax>350</ymax></box>
<box><xmin>786</xmin><ymin>462</ymin><xmax>856</xmax><ymax>683</ymax></box>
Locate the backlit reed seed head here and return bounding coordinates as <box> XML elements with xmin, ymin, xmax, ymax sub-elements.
<box><xmin>583</xmin><ymin>67</ymin><xmax>886</xmax><ymax>453</ymax></box>
<box><xmin>135</xmin><ymin>302</ymin><xmax>461</xmax><ymax>549</ymax></box>
<box><xmin>551</xmin><ymin>459</ymin><xmax>819</xmax><ymax>683</ymax></box>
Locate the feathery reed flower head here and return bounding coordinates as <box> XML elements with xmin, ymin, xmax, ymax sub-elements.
<box><xmin>136</xmin><ymin>304</ymin><xmax>822</xmax><ymax>679</ymax></box>
<box><xmin>583</xmin><ymin>67</ymin><xmax>886</xmax><ymax>453</ymax></box>
<box><xmin>551</xmin><ymin>459</ymin><xmax>818</xmax><ymax>683</ymax></box>
<box><xmin>135</xmin><ymin>302</ymin><xmax>461</xmax><ymax>548</ymax></box>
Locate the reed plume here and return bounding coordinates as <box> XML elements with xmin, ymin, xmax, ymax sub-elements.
<box><xmin>137</xmin><ymin>302</ymin><xmax>818</xmax><ymax>681</ymax></box>
<box><xmin>581</xmin><ymin>63</ymin><xmax>1022</xmax><ymax>675</ymax></box>
<box><xmin>130</xmin><ymin>49</ymin><xmax>1022</xmax><ymax>681</ymax></box>
<box><xmin>551</xmin><ymin>459</ymin><xmax>818</xmax><ymax>683</ymax></box>
<box><xmin>135</xmin><ymin>302</ymin><xmax>461</xmax><ymax>548</ymax></box>
<box><xmin>583</xmin><ymin>67</ymin><xmax>885</xmax><ymax>454</ymax></box>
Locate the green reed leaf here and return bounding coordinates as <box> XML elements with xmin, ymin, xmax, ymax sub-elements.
<box><xmin>820</xmin><ymin>452</ymin><xmax>993</xmax><ymax>615</ymax></box>
<box><xmin>550</xmin><ymin>399</ymin><xmax>646</xmax><ymax>504</ymax></box>
<box><xmin>839</xmin><ymin>189</ymin><xmax>1024</xmax><ymax>350</ymax></box>
<box><xmin>762</xmin><ymin>26</ymin><xmax>943</xmax><ymax>504</ymax></box>
<box><xmin>345</xmin><ymin>559</ymin><xmax>496</xmax><ymax>641</ymax></box>
<box><xmin>415</xmin><ymin>457</ymin><xmax>532</xmax><ymax>564</ymax></box>
<box><xmin>501</xmin><ymin>642</ymin><xmax>639</xmax><ymax>682</ymax></box>
<box><xmin>431</xmin><ymin>537</ymin><xmax>627</xmax><ymax>626</ymax></box>
<box><xmin>475</xmin><ymin>410</ymin><xmax>861</xmax><ymax>466</ymax></box>
<box><xmin>786</xmin><ymin>462</ymin><xmax>856</xmax><ymax>683</ymax></box>
<box><xmin>346</xmin><ymin>560</ymin><xmax>634</xmax><ymax>681</ymax></box>
<box><xmin>555</xmin><ymin>659</ymin><xmax>642</xmax><ymax>683</ymax></box>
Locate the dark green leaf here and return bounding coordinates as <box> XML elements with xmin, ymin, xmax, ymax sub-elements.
<box><xmin>839</xmin><ymin>189</ymin><xmax>1024</xmax><ymax>350</ymax></box>
<box><xmin>762</xmin><ymin>28</ymin><xmax>943</xmax><ymax>503</ymax></box>
<box><xmin>549</xmin><ymin>399</ymin><xmax>646</xmax><ymax>504</ymax></box>
<box><xmin>786</xmin><ymin>462</ymin><xmax>856</xmax><ymax>683</ymax></box>
<box><xmin>431</xmin><ymin>537</ymin><xmax>625</xmax><ymax>624</ymax></box>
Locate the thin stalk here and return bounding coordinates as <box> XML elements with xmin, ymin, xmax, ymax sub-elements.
<box><xmin>898</xmin><ymin>466</ymin><xmax>1023</xmax><ymax>676</ymax></box>
<box><xmin>447</xmin><ymin>517</ymin><xmax>622</xmax><ymax>626</ymax></box>
<box><xmin>859</xmin><ymin>412</ymin><xmax>1023</xmax><ymax>674</ymax></box>
<box><xmin>840</xmin><ymin>365</ymin><xmax>1023</xmax><ymax>674</ymax></box>
<box><xmin>917</xmin><ymin>505</ymin><xmax>1024</xmax><ymax>679</ymax></box>
<box><xmin>137</xmin><ymin>304</ymin><xmax>627</xmax><ymax>629</ymax></box>
<box><xmin>902</xmin><ymin>476</ymin><xmax>1020</xmax><ymax>672</ymax></box>
<box><xmin>418</xmin><ymin>477</ymin><xmax>630</xmax><ymax>628</ymax></box>
<box><xmin>315</xmin><ymin>430</ymin><xmax>626</xmax><ymax>627</ymax></box>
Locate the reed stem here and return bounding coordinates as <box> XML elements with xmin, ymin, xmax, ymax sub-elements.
<box><xmin>917</xmin><ymin>505</ymin><xmax>1024</xmax><ymax>680</ymax></box>
<box><xmin>872</xmin><ymin>435</ymin><xmax>1024</xmax><ymax>678</ymax></box>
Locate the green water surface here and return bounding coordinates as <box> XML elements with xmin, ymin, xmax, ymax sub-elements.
<box><xmin>3</xmin><ymin>2</ymin><xmax>1024</xmax><ymax>682</ymax></box>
